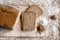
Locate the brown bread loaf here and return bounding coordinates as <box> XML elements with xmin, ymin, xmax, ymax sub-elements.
<box><xmin>20</xmin><ymin>11</ymin><xmax>36</xmax><ymax>31</ymax></box>
<box><xmin>0</xmin><ymin>6</ymin><xmax>19</xmax><ymax>30</ymax></box>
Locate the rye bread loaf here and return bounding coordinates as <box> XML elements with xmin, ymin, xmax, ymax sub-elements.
<box><xmin>0</xmin><ymin>6</ymin><xmax>19</xmax><ymax>30</ymax></box>
<box><xmin>20</xmin><ymin>11</ymin><xmax>36</xmax><ymax>31</ymax></box>
<box><xmin>26</xmin><ymin>5</ymin><xmax>43</xmax><ymax>17</ymax></box>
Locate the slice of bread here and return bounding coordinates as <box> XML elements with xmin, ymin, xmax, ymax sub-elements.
<box><xmin>20</xmin><ymin>11</ymin><xmax>36</xmax><ymax>31</ymax></box>
<box><xmin>0</xmin><ymin>6</ymin><xmax>19</xmax><ymax>30</ymax></box>
<box><xmin>26</xmin><ymin>5</ymin><xmax>43</xmax><ymax>17</ymax></box>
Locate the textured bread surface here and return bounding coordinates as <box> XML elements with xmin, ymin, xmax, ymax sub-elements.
<box><xmin>21</xmin><ymin>11</ymin><xmax>36</xmax><ymax>31</ymax></box>
<box><xmin>0</xmin><ymin>6</ymin><xmax>19</xmax><ymax>30</ymax></box>
<box><xmin>26</xmin><ymin>5</ymin><xmax>43</xmax><ymax>17</ymax></box>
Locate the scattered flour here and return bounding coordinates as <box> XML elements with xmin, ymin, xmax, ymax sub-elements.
<box><xmin>0</xmin><ymin>0</ymin><xmax>59</xmax><ymax>40</ymax></box>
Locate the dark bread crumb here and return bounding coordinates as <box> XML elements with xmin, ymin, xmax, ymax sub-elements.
<box><xmin>50</xmin><ymin>15</ymin><xmax>57</xmax><ymax>20</ymax></box>
<box><xmin>37</xmin><ymin>24</ymin><xmax>44</xmax><ymax>33</ymax></box>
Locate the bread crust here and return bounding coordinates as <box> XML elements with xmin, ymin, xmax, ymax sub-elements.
<box><xmin>0</xmin><ymin>6</ymin><xmax>19</xmax><ymax>13</ymax></box>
